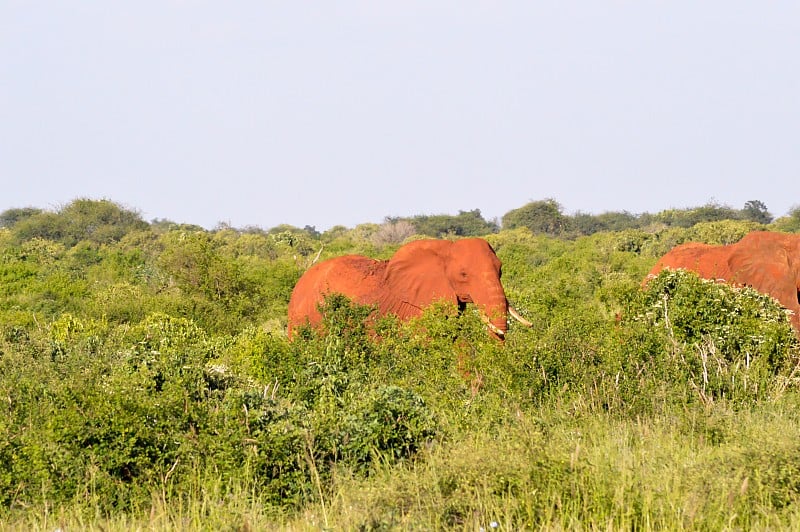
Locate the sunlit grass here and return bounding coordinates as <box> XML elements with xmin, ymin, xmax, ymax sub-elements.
<box><xmin>300</xmin><ymin>399</ymin><xmax>800</xmax><ymax>530</ymax></box>
<box><xmin>6</xmin><ymin>392</ymin><xmax>800</xmax><ymax>531</ymax></box>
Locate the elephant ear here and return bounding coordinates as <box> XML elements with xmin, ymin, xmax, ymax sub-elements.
<box><xmin>727</xmin><ymin>240</ymin><xmax>796</xmax><ymax>309</ymax></box>
<box><xmin>379</xmin><ymin>242</ymin><xmax>457</xmax><ymax>320</ymax></box>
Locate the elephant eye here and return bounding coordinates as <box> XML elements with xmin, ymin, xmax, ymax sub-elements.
<box><xmin>459</xmin><ymin>270</ymin><xmax>468</xmax><ymax>279</ymax></box>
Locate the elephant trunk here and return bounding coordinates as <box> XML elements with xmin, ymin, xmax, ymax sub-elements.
<box><xmin>482</xmin><ymin>305</ymin><xmax>532</xmax><ymax>338</ymax></box>
<box><xmin>481</xmin><ymin>314</ymin><xmax>507</xmax><ymax>339</ymax></box>
<box><xmin>475</xmin><ymin>287</ymin><xmax>509</xmax><ymax>339</ymax></box>
<box><xmin>490</xmin><ymin>311</ymin><xmax>508</xmax><ymax>338</ymax></box>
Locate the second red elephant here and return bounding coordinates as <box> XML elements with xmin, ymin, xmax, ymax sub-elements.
<box><xmin>646</xmin><ymin>231</ymin><xmax>800</xmax><ymax>333</ymax></box>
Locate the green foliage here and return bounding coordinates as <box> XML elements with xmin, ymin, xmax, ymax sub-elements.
<box><xmin>681</xmin><ymin>219</ymin><xmax>764</xmax><ymax>245</ymax></box>
<box><xmin>10</xmin><ymin>198</ymin><xmax>148</xmax><ymax>247</ymax></box>
<box><xmin>7</xmin><ymin>211</ymin><xmax>66</xmax><ymax>243</ymax></box>
<box><xmin>393</xmin><ymin>209</ymin><xmax>499</xmax><ymax>238</ymax></box>
<box><xmin>646</xmin><ymin>200</ymin><xmax>774</xmax><ymax>230</ymax></box>
<box><xmin>638</xmin><ymin>269</ymin><xmax>796</xmax><ymax>357</ymax></box>
<box><xmin>341</xmin><ymin>386</ymin><xmax>438</xmax><ymax>466</ymax></box>
<box><xmin>150</xmin><ymin>217</ymin><xmax>205</xmax><ymax>233</ymax></box>
<box><xmin>4</xmin><ymin>198</ymin><xmax>800</xmax><ymax>528</ymax></box>
<box><xmin>0</xmin><ymin>207</ymin><xmax>43</xmax><ymax>228</ymax></box>
<box><xmin>158</xmin><ymin>231</ymin><xmax>247</xmax><ymax>306</ymax></box>
<box><xmin>771</xmin><ymin>206</ymin><xmax>800</xmax><ymax>233</ymax></box>
<box><xmin>266</xmin><ymin>224</ymin><xmax>320</xmax><ymax>256</ymax></box>
<box><xmin>630</xmin><ymin>269</ymin><xmax>799</xmax><ymax>403</ymax></box>
<box><xmin>502</xmin><ymin>199</ymin><xmax>570</xmax><ymax>236</ymax></box>
<box><xmin>742</xmin><ymin>199</ymin><xmax>773</xmax><ymax>224</ymax></box>
<box><xmin>0</xmin><ymin>294</ymin><xmax>445</xmax><ymax>515</ymax></box>
<box><xmin>0</xmin><ymin>311</ymin><xmax>439</xmax><ymax>514</ymax></box>
<box><xmin>498</xmin><ymin>199</ymin><xmax>773</xmax><ymax>240</ymax></box>
<box><xmin>211</xmin><ymin>326</ymin><xmax>293</xmax><ymax>382</ymax></box>
<box><xmin>572</xmin><ymin>210</ymin><xmax>640</xmax><ymax>235</ymax></box>
<box><xmin>153</xmin><ymin>231</ymin><xmax>302</xmax><ymax>332</ymax></box>
<box><xmin>654</xmin><ymin>201</ymin><xmax>741</xmax><ymax>228</ymax></box>
<box><xmin>635</xmin><ymin>219</ymin><xmax>766</xmax><ymax>259</ymax></box>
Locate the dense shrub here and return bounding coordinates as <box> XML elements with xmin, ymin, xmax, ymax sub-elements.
<box><xmin>9</xmin><ymin>199</ymin><xmax>148</xmax><ymax>247</ymax></box>
<box><xmin>0</xmin><ymin>299</ymin><xmax>443</xmax><ymax>513</ymax></box>
<box><xmin>771</xmin><ymin>206</ymin><xmax>800</xmax><ymax>233</ymax></box>
<box><xmin>0</xmin><ymin>207</ymin><xmax>43</xmax><ymax>228</ymax></box>
<box><xmin>502</xmin><ymin>199</ymin><xmax>571</xmax><ymax>236</ymax></box>
<box><xmin>400</xmin><ymin>209</ymin><xmax>499</xmax><ymax>238</ymax></box>
<box><xmin>628</xmin><ymin>269</ymin><xmax>799</xmax><ymax>403</ymax></box>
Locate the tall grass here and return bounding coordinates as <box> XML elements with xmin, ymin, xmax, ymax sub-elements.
<box><xmin>288</xmin><ymin>398</ymin><xmax>800</xmax><ymax>530</ymax></box>
<box><xmin>7</xmin><ymin>395</ymin><xmax>800</xmax><ymax>531</ymax></box>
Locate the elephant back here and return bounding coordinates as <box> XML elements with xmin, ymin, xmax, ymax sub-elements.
<box><xmin>646</xmin><ymin>242</ymin><xmax>725</xmax><ymax>282</ymax></box>
<box><xmin>287</xmin><ymin>255</ymin><xmax>386</xmax><ymax>336</ymax></box>
<box><xmin>646</xmin><ymin>231</ymin><xmax>800</xmax><ymax>335</ymax></box>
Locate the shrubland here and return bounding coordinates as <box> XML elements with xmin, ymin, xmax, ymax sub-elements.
<box><xmin>2</xmin><ymin>199</ymin><xmax>800</xmax><ymax>529</ymax></box>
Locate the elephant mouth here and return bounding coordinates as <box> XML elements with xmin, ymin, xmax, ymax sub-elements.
<box><xmin>458</xmin><ymin>297</ymin><xmax>531</xmax><ymax>338</ymax></box>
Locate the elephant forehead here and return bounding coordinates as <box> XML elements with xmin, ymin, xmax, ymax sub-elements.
<box><xmin>456</xmin><ymin>240</ymin><xmax>500</xmax><ymax>266</ymax></box>
<box><xmin>458</xmin><ymin>238</ymin><xmax>495</xmax><ymax>253</ymax></box>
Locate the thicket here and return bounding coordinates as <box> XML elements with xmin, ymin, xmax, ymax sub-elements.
<box><xmin>2</xmin><ymin>198</ymin><xmax>800</xmax><ymax>529</ymax></box>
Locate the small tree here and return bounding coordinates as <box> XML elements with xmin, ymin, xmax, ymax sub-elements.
<box><xmin>372</xmin><ymin>220</ymin><xmax>417</xmax><ymax>245</ymax></box>
<box><xmin>741</xmin><ymin>200</ymin><xmax>773</xmax><ymax>224</ymax></box>
<box><xmin>502</xmin><ymin>199</ymin><xmax>570</xmax><ymax>236</ymax></box>
<box><xmin>392</xmin><ymin>209</ymin><xmax>498</xmax><ymax>238</ymax></box>
<box><xmin>771</xmin><ymin>206</ymin><xmax>800</xmax><ymax>233</ymax></box>
<box><xmin>572</xmin><ymin>210</ymin><xmax>640</xmax><ymax>235</ymax></box>
<box><xmin>10</xmin><ymin>199</ymin><xmax>148</xmax><ymax>246</ymax></box>
<box><xmin>0</xmin><ymin>207</ymin><xmax>42</xmax><ymax>228</ymax></box>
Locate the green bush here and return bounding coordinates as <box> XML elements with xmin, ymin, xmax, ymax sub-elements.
<box><xmin>10</xmin><ymin>199</ymin><xmax>148</xmax><ymax>247</ymax></box>
<box><xmin>502</xmin><ymin>199</ymin><xmax>571</xmax><ymax>236</ymax></box>
<box><xmin>629</xmin><ymin>269</ymin><xmax>799</xmax><ymax>403</ymax></box>
<box><xmin>340</xmin><ymin>386</ymin><xmax>438</xmax><ymax>468</ymax></box>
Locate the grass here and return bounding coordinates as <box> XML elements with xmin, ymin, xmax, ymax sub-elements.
<box><xmin>304</xmin><ymin>399</ymin><xmax>800</xmax><ymax>530</ymax></box>
<box><xmin>7</xmin><ymin>395</ymin><xmax>800</xmax><ymax>531</ymax></box>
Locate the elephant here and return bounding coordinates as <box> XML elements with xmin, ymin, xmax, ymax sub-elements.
<box><xmin>287</xmin><ymin>238</ymin><xmax>531</xmax><ymax>339</ymax></box>
<box><xmin>645</xmin><ymin>231</ymin><xmax>800</xmax><ymax>333</ymax></box>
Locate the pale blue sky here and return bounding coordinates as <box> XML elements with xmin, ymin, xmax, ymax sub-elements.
<box><xmin>2</xmin><ymin>2</ymin><xmax>799</xmax><ymax>229</ymax></box>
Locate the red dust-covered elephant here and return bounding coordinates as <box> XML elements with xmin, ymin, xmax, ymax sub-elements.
<box><xmin>287</xmin><ymin>238</ymin><xmax>531</xmax><ymax>339</ymax></box>
<box><xmin>646</xmin><ymin>231</ymin><xmax>800</xmax><ymax>332</ymax></box>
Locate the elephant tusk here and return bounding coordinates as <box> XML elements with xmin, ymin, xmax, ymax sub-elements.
<box><xmin>508</xmin><ymin>306</ymin><xmax>533</xmax><ymax>327</ymax></box>
<box><xmin>308</xmin><ymin>245</ymin><xmax>324</xmax><ymax>267</ymax></box>
<box><xmin>480</xmin><ymin>314</ymin><xmax>506</xmax><ymax>337</ymax></box>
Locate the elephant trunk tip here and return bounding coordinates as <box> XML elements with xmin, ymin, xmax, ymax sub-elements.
<box><xmin>481</xmin><ymin>314</ymin><xmax>508</xmax><ymax>339</ymax></box>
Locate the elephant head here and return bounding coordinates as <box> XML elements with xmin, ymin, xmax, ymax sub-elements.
<box><xmin>378</xmin><ymin>238</ymin><xmax>525</xmax><ymax>338</ymax></box>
